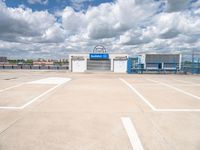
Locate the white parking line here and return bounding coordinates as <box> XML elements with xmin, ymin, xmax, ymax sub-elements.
<box><xmin>121</xmin><ymin>117</ymin><xmax>144</xmax><ymax>150</ymax></box>
<box><xmin>119</xmin><ymin>78</ymin><xmax>156</xmax><ymax>111</ymax></box>
<box><xmin>0</xmin><ymin>77</ymin><xmax>71</xmax><ymax>110</ymax></box>
<box><xmin>0</xmin><ymin>106</ymin><xmax>21</xmax><ymax>110</ymax></box>
<box><xmin>146</xmin><ymin>78</ymin><xmax>200</xmax><ymax>100</ymax></box>
<box><xmin>0</xmin><ymin>83</ymin><xmax>25</xmax><ymax>93</ymax></box>
<box><xmin>191</xmin><ymin>77</ymin><xmax>200</xmax><ymax>81</ymax></box>
<box><xmin>28</xmin><ymin>77</ymin><xmax>70</xmax><ymax>84</ymax></box>
<box><xmin>155</xmin><ymin>108</ymin><xmax>200</xmax><ymax>112</ymax></box>
<box><xmin>20</xmin><ymin>84</ymin><xmax>61</xmax><ymax>109</ymax></box>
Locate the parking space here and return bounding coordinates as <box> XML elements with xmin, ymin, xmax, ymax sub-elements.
<box><xmin>124</xmin><ymin>78</ymin><xmax>200</xmax><ymax>109</ymax></box>
<box><xmin>33</xmin><ymin>78</ymin><xmax>144</xmax><ymax>113</ymax></box>
<box><xmin>0</xmin><ymin>71</ymin><xmax>200</xmax><ymax>150</ymax></box>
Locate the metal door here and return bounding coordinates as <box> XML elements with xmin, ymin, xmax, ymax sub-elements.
<box><xmin>87</xmin><ymin>59</ymin><xmax>111</xmax><ymax>71</ymax></box>
<box><xmin>72</xmin><ymin>59</ymin><xmax>86</xmax><ymax>72</ymax></box>
<box><xmin>113</xmin><ymin>60</ymin><xmax>127</xmax><ymax>73</ymax></box>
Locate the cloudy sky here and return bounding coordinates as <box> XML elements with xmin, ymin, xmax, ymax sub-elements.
<box><xmin>0</xmin><ymin>0</ymin><xmax>199</xmax><ymax>59</ymax></box>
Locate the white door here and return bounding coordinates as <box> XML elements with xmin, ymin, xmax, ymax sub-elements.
<box><xmin>114</xmin><ymin>60</ymin><xmax>127</xmax><ymax>73</ymax></box>
<box><xmin>72</xmin><ymin>60</ymin><xmax>86</xmax><ymax>72</ymax></box>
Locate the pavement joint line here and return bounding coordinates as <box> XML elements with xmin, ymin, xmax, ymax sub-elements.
<box><xmin>146</xmin><ymin>78</ymin><xmax>200</xmax><ymax>100</ymax></box>
<box><xmin>0</xmin><ymin>83</ymin><xmax>25</xmax><ymax>93</ymax></box>
<box><xmin>0</xmin><ymin>77</ymin><xmax>71</xmax><ymax>110</ymax></box>
<box><xmin>119</xmin><ymin>78</ymin><xmax>156</xmax><ymax>111</ymax></box>
<box><xmin>0</xmin><ymin>115</ymin><xmax>24</xmax><ymax>135</ymax></box>
<box><xmin>121</xmin><ymin>117</ymin><xmax>144</xmax><ymax>150</ymax></box>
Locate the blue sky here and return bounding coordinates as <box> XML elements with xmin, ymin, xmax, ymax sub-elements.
<box><xmin>5</xmin><ymin>0</ymin><xmax>114</xmax><ymax>12</ymax></box>
<box><xmin>0</xmin><ymin>0</ymin><xmax>199</xmax><ymax>59</ymax></box>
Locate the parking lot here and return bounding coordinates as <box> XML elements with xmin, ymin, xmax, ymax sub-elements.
<box><xmin>0</xmin><ymin>70</ymin><xmax>200</xmax><ymax>150</ymax></box>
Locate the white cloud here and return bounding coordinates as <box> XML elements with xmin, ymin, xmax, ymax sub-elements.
<box><xmin>192</xmin><ymin>0</ymin><xmax>200</xmax><ymax>8</ymax></box>
<box><xmin>42</xmin><ymin>24</ymin><xmax>66</xmax><ymax>43</ymax></box>
<box><xmin>166</xmin><ymin>0</ymin><xmax>190</xmax><ymax>12</ymax></box>
<box><xmin>85</xmin><ymin>0</ymin><xmax>159</xmax><ymax>39</ymax></box>
<box><xmin>0</xmin><ymin>1</ymin><xmax>65</xmax><ymax>43</ymax></box>
<box><xmin>70</xmin><ymin>0</ymin><xmax>93</xmax><ymax>10</ymax></box>
<box><xmin>62</xmin><ymin>7</ymin><xmax>87</xmax><ymax>35</ymax></box>
<box><xmin>0</xmin><ymin>0</ymin><xmax>199</xmax><ymax>59</ymax></box>
<box><xmin>61</xmin><ymin>0</ymin><xmax>159</xmax><ymax>40</ymax></box>
<box><xmin>155</xmin><ymin>12</ymin><xmax>200</xmax><ymax>38</ymax></box>
<box><xmin>119</xmin><ymin>26</ymin><xmax>156</xmax><ymax>45</ymax></box>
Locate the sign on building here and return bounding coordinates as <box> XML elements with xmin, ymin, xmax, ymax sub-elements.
<box><xmin>89</xmin><ymin>54</ymin><xmax>109</xmax><ymax>60</ymax></box>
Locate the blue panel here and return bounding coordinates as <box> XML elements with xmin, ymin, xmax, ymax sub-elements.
<box><xmin>127</xmin><ymin>58</ymin><xmax>132</xmax><ymax>74</ymax></box>
<box><xmin>89</xmin><ymin>53</ymin><xmax>109</xmax><ymax>59</ymax></box>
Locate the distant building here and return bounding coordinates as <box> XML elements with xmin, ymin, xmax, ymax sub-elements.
<box><xmin>33</xmin><ymin>60</ymin><xmax>54</xmax><ymax>65</ymax></box>
<box><xmin>69</xmin><ymin>45</ymin><xmax>128</xmax><ymax>73</ymax></box>
<box><xmin>0</xmin><ymin>57</ymin><xmax>8</xmax><ymax>65</ymax></box>
<box><xmin>140</xmin><ymin>53</ymin><xmax>182</xmax><ymax>70</ymax></box>
<box><xmin>69</xmin><ymin>53</ymin><xmax>128</xmax><ymax>73</ymax></box>
<box><xmin>0</xmin><ymin>57</ymin><xmax>7</xmax><ymax>62</ymax></box>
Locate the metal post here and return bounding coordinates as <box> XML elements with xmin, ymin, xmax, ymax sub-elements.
<box><xmin>174</xmin><ymin>55</ymin><xmax>177</xmax><ymax>74</ymax></box>
<box><xmin>198</xmin><ymin>58</ymin><xmax>200</xmax><ymax>74</ymax></box>
<box><xmin>192</xmin><ymin>49</ymin><xmax>195</xmax><ymax>74</ymax></box>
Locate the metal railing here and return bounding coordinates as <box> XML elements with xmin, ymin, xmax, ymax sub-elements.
<box><xmin>0</xmin><ymin>65</ymin><xmax>69</xmax><ymax>70</ymax></box>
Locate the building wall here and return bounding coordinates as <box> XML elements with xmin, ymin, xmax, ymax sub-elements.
<box><xmin>69</xmin><ymin>54</ymin><xmax>88</xmax><ymax>71</ymax></box>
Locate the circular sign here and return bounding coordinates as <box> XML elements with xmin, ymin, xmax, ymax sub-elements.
<box><xmin>93</xmin><ymin>45</ymin><xmax>107</xmax><ymax>53</ymax></box>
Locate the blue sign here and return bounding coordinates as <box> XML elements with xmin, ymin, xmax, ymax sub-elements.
<box><xmin>89</xmin><ymin>53</ymin><xmax>109</xmax><ymax>59</ymax></box>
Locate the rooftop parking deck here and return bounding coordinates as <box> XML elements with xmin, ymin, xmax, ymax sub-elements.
<box><xmin>0</xmin><ymin>70</ymin><xmax>200</xmax><ymax>150</ymax></box>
